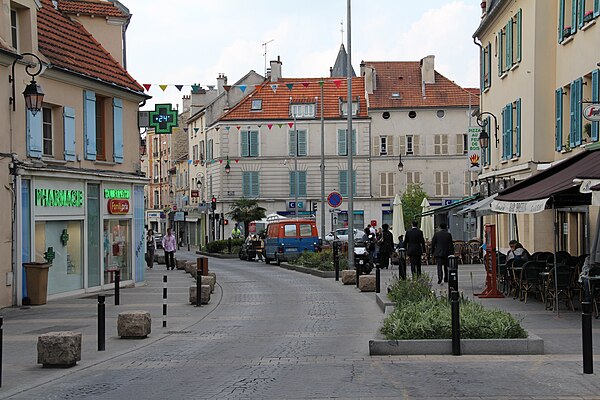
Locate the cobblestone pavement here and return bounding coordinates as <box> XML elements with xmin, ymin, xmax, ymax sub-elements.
<box><xmin>1</xmin><ymin>254</ymin><xmax>600</xmax><ymax>399</ymax></box>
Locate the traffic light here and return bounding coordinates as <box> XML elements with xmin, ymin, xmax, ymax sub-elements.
<box><xmin>211</xmin><ymin>196</ymin><xmax>217</xmax><ymax>211</ymax></box>
<box><xmin>223</xmin><ymin>219</ymin><xmax>229</xmax><ymax>225</ymax></box>
<box><xmin>312</xmin><ymin>202</ymin><xmax>318</xmax><ymax>212</ymax></box>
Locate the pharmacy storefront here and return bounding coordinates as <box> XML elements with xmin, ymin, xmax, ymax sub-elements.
<box><xmin>18</xmin><ymin>174</ymin><xmax>146</xmax><ymax>304</ymax></box>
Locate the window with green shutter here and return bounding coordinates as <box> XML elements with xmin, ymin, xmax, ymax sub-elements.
<box><xmin>516</xmin><ymin>9</ymin><xmax>522</xmax><ymax>63</ymax></box>
<box><xmin>515</xmin><ymin>99</ymin><xmax>521</xmax><ymax>157</ymax></box>
<box><xmin>241</xmin><ymin>130</ymin><xmax>259</xmax><ymax>157</ymax></box>
<box><xmin>569</xmin><ymin>78</ymin><xmax>583</xmax><ymax>146</ymax></box>
<box><xmin>497</xmin><ymin>29</ymin><xmax>504</xmax><ymax>76</ymax></box>
<box><xmin>505</xmin><ymin>20</ymin><xmax>512</xmax><ymax>71</ymax></box>
<box><xmin>242</xmin><ymin>171</ymin><xmax>259</xmax><ymax>197</ymax></box>
<box><xmin>337</xmin><ymin>129</ymin><xmax>356</xmax><ymax>156</ymax></box>
<box><xmin>592</xmin><ymin>69</ymin><xmax>599</xmax><ymax>141</ymax></box>
<box><xmin>288</xmin><ymin>129</ymin><xmax>307</xmax><ymax>156</ymax></box>
<box><xmin>338</xmin><ymin>170</ymin><xmax>356</xmax><ymax>197</ymax></box>
<box><xmin>556</xmin><ymin>88</ymin><xmax>564</xmax><ymax>151</ymax></box>
<box><xmin>289</xmin><ymin>171</ymin><xmax>307</xmax><ymax>196</ymax></box>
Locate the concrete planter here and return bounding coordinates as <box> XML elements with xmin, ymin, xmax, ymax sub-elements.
<box><xmin>369</xmin><ymin>332</ymin><xmax>544</xmax><ymax>355</ymax></box>
<box><xmin>278</xmin><ymin>262</ymin><xmax>336</xmax><ymax>278</ymax></box>
<box><xmin>196</xmin><ymin>251</ymin><xmax>237</xmax><ymax>259</ymax></box>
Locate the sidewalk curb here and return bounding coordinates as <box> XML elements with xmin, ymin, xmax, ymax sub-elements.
<box><xmin>278</xmin><ymin>262</ymin><xmax>336</xmax><ymax>278</ymax></box>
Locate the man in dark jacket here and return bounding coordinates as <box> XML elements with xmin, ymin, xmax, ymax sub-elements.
<box><xmin>431</xmin><ymin>223</ymin><xmax>454</xmax><ymax>284</ymax></box>
<box><xmin>403</xmin><ymin>221</ymin><xmax>426</xmax><ymax>277</ymax></box>
<box><xmin>378</xmin><ymin>224</ymin><xmax>394</xmax><ymax>269</ymax></box>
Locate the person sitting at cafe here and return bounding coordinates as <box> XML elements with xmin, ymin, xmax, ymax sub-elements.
<box><xmin>506</xmin><ymin>240</ymin><xmax>529</xmax><ymax>262</ymax></box>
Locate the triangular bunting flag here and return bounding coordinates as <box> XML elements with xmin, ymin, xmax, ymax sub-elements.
<box><xmin>175</xmin><ymin>85</ymin><xmax>184</xmax><ymax>91</ymax></box>
<box><xmin>183</xmin><ymin>128</ymin><xmax>189</xmax><ymax>133</ymax></box>
<box><xmin>318</xmin><ymin>81</ymin><xmax>324</xmax><ymax>87</ymax></box>
<box><xmin>270</xmin><ymin>84</ymin><xmax>278</xmax><ymax>93</ymax></box>
<box><xmin>333</xmin><ymin>79</ymin><xmax>342</xmax><ymax>88</ymax></box>
<box><xmin>288</xmin><ymin>122</ymin><xmax>294</xmax><ymax>128</ymax></box>
<box><xmin>223</xmin><ymin>85</ymin><xmax>231</xmax><ymax>92</ymax></box>
<box><xmin>236</xmin><ymin>126</ymin><xmax>241</xmax><ymax>131</ymax></box>
<box><xmin>159</xmin><ymin>85</ymin><xmax>168</xmax><ymax>92</ymax></box>
<box><xmin>219</xmin><ymin>159</ymin><xmax>223</xmax><ymax>164</ymax></box>
<box><xmin>143</xmin><ymin>84</ymin><xmax>152</xmax><ymax>91</ymax></box>
<box><xmin>215</xmin><ymin>127</ymin><xmax>220</xmax><ymax>131</ymax></box>
<box><xmin>277</xmin><ymin>124</ymin><xmax>283</xmax><ymax>128</ymax></box>
<box><xmin>235</xmin><ymin>159</ymin><xmax>239</xmax><ymax>163</ymax></box>
<box><xmin>267</xmin><ymin>124</ymin><xmax>273</xmax><ymax>130</ymax></box>
<box><xmin>194</xmin><ymin>128</ymin><xmax>199</xmax><ymax>133</ymax></box>
<box><xmin>257</xmin><ymin>125</ymin><xmax>262</xmax><ymax>128</ymax></box>
<box><xmin>286</xmin><ymin>83</ymin><xmax>294</xmax><ymax>91</ymax></box>
<box><xmin>301</xmin><ymin>82</ymin><xmax>309</xmax><ymax>88</ymax></box>
<box><xmin>239</xmin><ymin>85</ymin><xmax>247</xmax><ymax>93</ymax></box>
<box><xmin>188</xmin><ymin>159</ymin><xmax>192</xmax><ymax>164</ymax></box>
<box><xmin>225</xmin><ymin>126</ymin><xmax>231</xmax><ymax>131</ymax></box>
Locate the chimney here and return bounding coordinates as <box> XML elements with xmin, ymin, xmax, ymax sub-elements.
<box><xmin>362</xmin><ymin>64</ymin><xmax>376</xmax><ymax>95</ymax></box>
<box><xmin>420</xmin><ymin>55</ymin><xmax>435</xmax><ymax>84</ymax></box>
<box><xmin>217</xmin><ymin>73</ymin><xmax>227</xmax><ymax>95</ymax></box>
<box><xmin>181</xmin><ymin>95</ymin><xmax>190</xmax><ymax>112</ymax></box>
<box><xmin>270</xmin><ymin>56</ymin><xmax>282</xmax><ymax>82</ymax></box>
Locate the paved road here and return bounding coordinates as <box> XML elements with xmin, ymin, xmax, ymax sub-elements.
<box><xmin>3</xmin><ymin>257</ymin><xmax>600</xmax><ymax>399</ymax></box>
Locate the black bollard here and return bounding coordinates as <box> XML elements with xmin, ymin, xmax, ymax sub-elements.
<box><xmin>98</xmin><ymin>295</ymin><xmax>105</xmax><ymax>351</ymax></box>
<box><xmin>114</xmin><ymin>270</ymin><xmax>120</xmax><ymax>306</ymax></box>
<box><xmin>582</xmin><ymin>301</ymin><xmax>593</xmax><ymax>374</ymax></box>
<box><xmin>187</xmin><ymin>233</ymin><xmax>190</xmax><ymax>251</ymax></box>
<box><xmin>333</xmin><ymin>241</ymin><xmax>340</xmax><ymax>281</ymax></box>
<box><xmin>376</xmin><ymin>265</ymin><xmax>381</xmax><ymax>293</ymax></box>
<box><xmin>448</xmin><ymin>255</ymin><xmax>458</xmax><ymax>300</ymax></box>
<box><xmin>398</xmin><ymin>248</ymin><xmax>406</xmax><ymax>280</ymax></box>
<box><xmin>0</xmin><ymin>316</ymin><xmax>3</xmax><ymax>387</ymax></box>
<box><xmin>196</xmin><ymin>270</ymin><xmax>202</xmax><ymax>307</ymax></box>
<box><xmin>228</xmin><ymin>237</ymin><xmax>232</xmax><ymax>254</ymax></box>
<box><xmin>163</xmin><ymin>275</ymin><xmax>167</xmax><ymax>328</ymax></box>
<box><xmin>451</xmin><ymin>290</ymin><xmax>461</xmax><ymax>356</ymax></box>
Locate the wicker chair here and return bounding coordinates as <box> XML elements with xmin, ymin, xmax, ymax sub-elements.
<box><xmin>467</xmin><ymin>240</ymin><xmax>482</xmax><ymax>264</ymax></box>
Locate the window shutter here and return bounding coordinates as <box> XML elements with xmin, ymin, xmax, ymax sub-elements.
<box><xmin>570</xmin><ymin>81</ymin><xmax>577</xmax><ymax>148</ymax></box>
<box><xmin>299</xmin><ymin>171</ymin><xmax>307</xmax><ymax>196</ymax></box>
<box><xmin>298</xmin><ymin>130</ymin><xmax>307</xmax><ymax>156</ymax></box>
<box><xmin>26</xmin><ymin>110</ymin><xmax>43</xmax><ymax>158</ymax></box>
<box><xmin>501</xmin><ymin>106</ymin><xmax>508</xmax><ymax>159</ymax></box>
<box><xmin>486</xmin><ymin>43</ymin><xmax>492</xmax><ymax>88</ymax></box>
<box><xmin>251</xmin><ymin>171</ymin><xmax>259</xmax><ymax>197</ymax></box>
<box><xmin>456</xmin><ymin>134</ymin><xmax>463</xmax><ymax>155</ymax></box>
<box><xmin>398</xmin><ymin>135</ymin><xmax>406</xmax><ymax>155</ymax></box>
<box><xmin>434</xmin><ymin>135</ymin><xmax>440</xmax><ymax>155</ymax></box>
<box><xmin>380</xmin><ymin>172</ymin><xmax>387</xmax><ymax>197</ymax></box>
<box><xmin>373</xmin><ymin>136</ymin><xmax>380</xmax><ymax>155</ymax></box>
<box><xmin>288</xmin><ymin>130</ymin><xmax>296</xmax><ymax>156</ymax></box>
<box><xmin>435</xmin><ymin>171</ymin><xmax>441</xmax><ymax>196</ymax></box>
<box><xmin>442</xmin><ymin>134</ymin><xmax>448</xmax><ymax>154</ymax></box>
<box><xmin>387</xmin><ymin>136</ymin><xmax>394</xmax><ymax>156</ymax></box>
<box><xmin>289</xmin><ymin>171</ymin><xmax>295</xmax><ymax>196</ymax></box>
<box><xmin>595</xmin><ymin>0</ymin><xmax>600</xmax><ymax>17</ymax></box>
<box><xmin>507</xmin><ymin>104</ymin><xmax>513</xmax><ymax>158</ymax></box>
<box><xmin>242</xmin><ymin>172</ymin><xmax>251</xmax><ymax>196</ymax></box>
<box><xmin>112</xmin><ymin>98</ymin><xmax>123</xmax><ymax>163</ymax></box>
<box><xmin>250</xmin><ymin>131</ymin><xmax>259</xmax><ymax>156</ymax></box>
<box><xmin>572</xmin><ymin>0</ymin><xmax>578</xmax><ymax>34</ymax></box>
<box><xmin>516</xmin><ymin>9</ymin><xmax>522</xmax><ymax>62</ymax></box>
<box><xmin>443</xmin><ymin>171</ymin><xmax>449</xmax><ymax>196</ymax></box>
<box><xmin>575</xmin><ymin>78</ymin><xmax>583</xmax><ymax>146</ymax></box>
<box><xmin>241</xmin><ymin>131</ymin><xmax>249</xmax><ymax>156</ymax></box>
<box><xmin>413</xmin><ymin>135</ymin><xmax>420</xmax><ymax>155</ymax></box>
<box><xmin>338</xmin><ymin>129</ymin><xmax>346</xmax><ymax>155</ymax></box>
<box><xmin>516</xmin><ymin>99</ymin><xmax>522</xmax><ymax>157</ymax></box>
<box><xmin>556</xmin><ymin>88</ymin><xmax>563</xmax><ymax>151</ymax></box>
<box><xmin>351</xmin><ymin>129</ymin><xmax>357</xmax><ymax>155</ymax></box>
<box><xmin>559</xmin><ymin>0</ymin><xmax>565</xmax><ymax>42</ymax></box>
<box><xmin>497</xmin><ymin>30</ymin><xmax>503</xmax><ymax>76</ymax></box>
<box><xmin>63</xmin><ymin>106</ymin><xmax>76</xmax><ymax>161</ymax></box>
<box><xmin>592</xmin><ymin>69</ymin><xmax>599</xmax><ymax>141</ymax></box>
<box><xmin>339</xmin><ymin>170</ymin><xmax>348</xmax><ymax>196</ymax></box>
<box><xmin>83</xmin><ymin>90</ymin><xmax>96</xmax><ymax>160</ymax></box>
<box><xmin>578</xmin><ymin>0</ymin><xmax>585</xmax><ymax>28</ymax></box>
<box><xmin>505</xmin><ymin>21</ymin><xmax>512</xmax><ymax>70</ymax></box>
<box><xmin>480</xmin><ymin>47</ymin><xmax>485</xmax><ymax>92</ymax></box>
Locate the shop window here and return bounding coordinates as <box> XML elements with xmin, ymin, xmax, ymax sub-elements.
<box><xmin>103</xmin><ymin>219</ymin><xmax>131</xmax><ymax>282</ymax></box>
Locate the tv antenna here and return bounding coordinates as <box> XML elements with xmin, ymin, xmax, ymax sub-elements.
<box><xmin>340</xmin><ymin>20</ymin><xmax>344</xmax><ymax>44</ymax></box>
<box><xmin>262</xmin><ymin>39</ymin><xmax>274</xmax><ymax>76</ymax></box>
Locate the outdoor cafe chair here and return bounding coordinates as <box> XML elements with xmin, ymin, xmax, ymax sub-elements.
<box><xmin>545</xmin><ymin>265</ymin><xmax>575</xmax><ymax>311</ymax></box>
<box><xmin>507</xmin><ymin>257</ymin><xmax>527</xmax><ymax>299</ymax></box>
<box><xmin>467</xmin><ymin>239</ymin><xmax>482</xmax><ymax>264</ymax></box>
<box><xmin>519</xmin><ymin>261</ymin><xmax>545</xmax><ymax>303</ymax></box>
<box><xmin>453</xmin><ymin>240</ymin><xmax>467</xmax><ymax>264</ymax></box>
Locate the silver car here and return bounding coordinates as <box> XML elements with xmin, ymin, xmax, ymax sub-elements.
<box><xmin>324</xmin><ymin>228</ymin><xmax>362</xmax><ymax>243</ymax></box>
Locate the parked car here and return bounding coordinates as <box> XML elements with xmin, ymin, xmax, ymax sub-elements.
<box><xmin>264</xmin><ymin>219</ymin><xmax>319</xmax><ymax>265</ymax></box>
<box><xmin>324</xmin><ymin>228</ymin><xmax>362</xmax><ymax>243</ymax></box>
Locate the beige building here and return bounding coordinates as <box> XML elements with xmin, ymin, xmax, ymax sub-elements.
<box><xmin>473</xmin><ymin>0</ymin><xmax>600</xmax><ymax>254</ymax></box>
<box><xmin>0</xmin><ymin>0</ymin><xmax>147</xmax><ymax>307</ymax></box>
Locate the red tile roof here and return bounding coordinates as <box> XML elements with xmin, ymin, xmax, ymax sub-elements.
<box><xmin>363</xmin><ymin>61</ymin><xmax>479</xmax><ymax>109</ymax></box>
<box><xmin>37</xmin><ymin>0</ymin><xmax>144</xmax><ymax>93</ymax></box>
<box><xmin>58</xmin><ymin>0</ymin><xmax>128</xmax><ymax>18</ymax></box>
<box><xmin>220</xmin><ymin>77</ymin><xmax>368</xmax><ymax>121</ymax></box>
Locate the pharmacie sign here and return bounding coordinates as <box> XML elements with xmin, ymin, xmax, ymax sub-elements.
<box><xmin>35</xmin><ymin>189</ymin><xmax>84</xmax><ymax>207</ymax></box>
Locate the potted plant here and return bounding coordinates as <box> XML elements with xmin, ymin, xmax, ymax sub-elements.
<box><xmin>584</xmin><ymin>10</ymin><xmax>594</xmax><ymax>23</ymax></box>
<box><xmin>563</xmin><ymin>26</ymin><xmax>572</xmax><ymax>37</ymax></box>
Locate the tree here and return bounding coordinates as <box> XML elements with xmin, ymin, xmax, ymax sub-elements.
<box><xmin>227</xmin><ymin>198</ymin><xmax>267</xmax><ymax>238</ymax></box>
<box><xmin>401</xmin><ymin>183</ymin><xmax>428</xmax><ymax>230</ymax></box>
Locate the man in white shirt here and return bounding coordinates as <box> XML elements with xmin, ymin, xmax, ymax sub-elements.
<box><xmin>162</xmin><ymin>228</ymin><xmax>177</xmax><ymax>270</ymax></box>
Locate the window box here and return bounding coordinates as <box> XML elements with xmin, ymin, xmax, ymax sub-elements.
<box><xmin>584</xmin><ymin>11</ymin><xmax>594</xmax><ymax>23</ymax></box>
<box><xmin>563</xmin><ymin>26</ymin><xmax>572</xmax><ymax>38</ymax></box>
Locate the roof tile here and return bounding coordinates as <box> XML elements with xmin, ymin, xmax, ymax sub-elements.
<box><xmin>38</xmin><ymin>0</ymin><xmax>143</xmax><ymax>92</ymax></box>
<box><xmin>58</xmin><ymin>0</ymin><xmax>128</xmax><ymax>18</ymax></box>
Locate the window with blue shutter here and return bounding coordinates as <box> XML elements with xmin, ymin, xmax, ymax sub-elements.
<box><xmin>505</xmin><ymin>21</ymin><xmax>512</xmax><ymax>70</ymax></box>
<box><xmin>207</xmin><ymin>139</ymin><xmax>213</xmax><ymax>160</ymax></box>
<box><xmin>501</xmin><ymin>107</ymin><xmax>508</xmax><ymax>159</ymax></box>
<box><xmin>289</xmin><ymin>171</ymin><xmax>307</xmax><ymax>196</ymax></box>
<box><xmin>572</xmin><ymin>0</ymin><xmax>579</xmax><ymax>34</ymax></box>
<box><xmin>288</xmin><ymin>129</ymin><xmax>307</xmax><ymax>156</ymax></box>
<box><xmin>515</xmin><ymin>99</ymin><xmax>522</xmax><ymax>157</ymax></box>
<box><xmin>249</xmin><ymin>130</ymin><xmax>259</xmax><ymax>156</ymax></box>
<box><xmin>595</xmin><ymin>0</ymin><xmax>599</xmax><ymax>17</ymax></box>
<box><xmin>506</xmin><ymin>104</ymin><xmax>513</xmax><ymax>158</ymax></box>
<box><xmin>559</xmin><ymin>0</ymin><xmax>565</xmax><ymax>42</ymax></box>
<box><xmin>574</xmin><ymin>78</ymin><xmax>583</xmax><ymax>146</ymax></box>
<box><xmin>241</xmin><ymin>130</ymin><xmax>249</xmax><ymax>156</ymax></box>
<box><xmin>242</xmin><ymin>171</ymin><xmax>259</xmax><ymax>197</ymax></box>
<box><xmin>63</xmin><ymin>106</ymin><xmax>76</xmax><ymax>161</ymax></box>
<box><xmin>26</xmin><ymin>110</ymin><xmax>43</xmax><ymax>158</ymax></box>
<box><xmin>337</xmin><ymin>129</ymin><xmax>356</xmax><ymax>156</ymax></box>
<box><xmin>241</xmin><ymin>130</ymin><xmax>258</xmax><ymax>157</ymax></box>
<box><xmin>556</xmin><ymin>88</ymin><xmax>564</xmax><ymax>151</ymax></box>
<box><xmin>112</xmin><ymin>98</ymin><xmax>123</xmax><ymax>163</ymax></box>
<box><xmin>497</xmin><ymin>30</ymin><xmax>504</xmax><ymax>76</ymax></box>
<box><xmin>486</xmin><ymin>43</ymin><xmax>492</xmax><ymax>88</ymax></box>
<box><xmin>516</xmin><ymin>9</ymin><xmax>522</xmax><ymax>63</ymax></box>
<box><xmin>485</xmin><ymin>116</ymin><xmax>491</xmax><ymax>165</ymax></box>
<box><xmin>338</xmin><ymin>170</ymin><xmax>356</xmax><ymax>197</ymax></box>
<box><xmin>592</xmin><ymin>69</ymin><xmax>599</xmax><ymax>141</ymax></box>
<box><xmin>83</xmin><ymin>90</ymin><xmax>96</xmax><ymax>160</ymax></box>
<box><xmin>578</xmin><ymin>0</ymin><xmax>586</xmax><ymax>28</ymax></box>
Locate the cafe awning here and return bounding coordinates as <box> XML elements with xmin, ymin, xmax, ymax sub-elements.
<box><xmin>457</xmin><ymin>193</ymin><xmax>498</xmax><ymax>217</ymax></box>
<box><xmin>491</xmin><ymin>149</ymin><xmax>600</xmax><ymax>214</ymax></box>
<box><xmin>420</xmin><ymin>194</ymin><xmax>480</xmax><ymax>217</ymax></box>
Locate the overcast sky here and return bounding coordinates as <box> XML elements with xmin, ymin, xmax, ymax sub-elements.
<box><xmin>124</xmin><ymin>0</ymin><xmax>481</xmax><ymax>111</ymax></box>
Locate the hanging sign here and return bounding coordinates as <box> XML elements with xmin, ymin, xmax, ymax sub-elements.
<box><xmin>583</xmin><ymin>104</ymin><xmax>600</xmax><ymax>121</ymax></box>
<box><xmin>148</xmin><ymin>103</ymin><xmax>178</xmax><ymax>134</ymax></box>
<box><xmin>107</xmin><ymin>199</ymin><xmax>130</xmax><ymax>214</ymax></box>
<box><xmin>467</xmin><ymin>127</ymin><xmax>482</xmax><ymax>172</ymax></box>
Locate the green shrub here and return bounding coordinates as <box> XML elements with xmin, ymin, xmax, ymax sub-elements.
<box><xmin>381</xmin><ymin>275</ymin><xmax>527</xmax><ymax>340</ymax></box>
<box><xmin>290</xmin><ymin>250</ymin><xmax>349</xmax><ymax>271</ymax></box>
<box><xmin>206</xmin><ymin>238</ymin><xmax>243</xmax><ymax>254</ymax></box>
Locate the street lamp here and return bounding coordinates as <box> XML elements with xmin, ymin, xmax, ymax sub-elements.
<box><xmin>397</xmin><ymin>153</ymin><xmax>404</xmax><ymax>172</ymax></box>
<box><xmin>9</xmin><ymin>52</ymin><xmax>45</xmax><ymax>115</ymax></box>
<box><xmin>224</xmin><ymin>156</ymin><xmax>231</xmax><ymax>174</ymax></box>
<box><xmin>476</xmin><ymin>111</ymin><xmax>499</xmax><ymax>149</ymax></box>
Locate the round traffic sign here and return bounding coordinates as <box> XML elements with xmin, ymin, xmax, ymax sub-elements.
<box><xmin>327</xmin><ymin>191</ymin><xmax>343</xmax><ymax>208</ymax></box>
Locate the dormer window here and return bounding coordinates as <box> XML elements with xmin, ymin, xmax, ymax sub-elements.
<box><xmin>290</xmin><ymin>103</ymin><xmax>315</xmax><ymax>118</ymax></box>
<box><xmin>340</xmin><ymin>100</ymin><xmax>358</xmax><ymax>116</ymax></box>
<box><xmin>251</xmin><ymin>99</ymin><xmax>262</xmax><ymax>111</ymax></box>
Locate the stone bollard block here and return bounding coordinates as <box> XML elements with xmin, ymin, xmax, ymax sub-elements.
<box><xmin>37</xmin><ymin>331</ymin><xmax>82</xmax><ymax>368</ymax></box>
<box><xmin>176</xmin><ymin>259</ymin><xmax>187</xmax><ymax>270</ymax></box>
<box><xmin>185</xmin><ymin>261</ymin><xmax>195</xmax><ymax>274</ymax></box>
<box><xmin>202</xmin><ymin>275</ymin><xmax>216</xmax><ymax>293</ymax></box>
<box><xmin>358</xmin><ymin>275</ymin><xmax>376</xmax><ymax>292</ymax></box>
<box><xmin>341</xmin><ymin>270</ymin><xmax>356</xmax><ymax>285</ymax></box>
<box><xmin>189</xmin><ymin>285</ymin><xmax>211</xmax><ymax>304</ymax></box>
<box><xmin>117</xmin><ymin>311</ymin><xmax>152</xmax><ymax>339</ymax></box>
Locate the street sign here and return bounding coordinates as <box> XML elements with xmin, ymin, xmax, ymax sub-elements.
<box><xmin>327</xmin><ymin>191</ymin><xmax>342</xmax><ymax>208</ymax></box>
<box><xmin>174</xmin><ymin>211</ymin><xmax>185</xmax><ymax>221</ymax></box>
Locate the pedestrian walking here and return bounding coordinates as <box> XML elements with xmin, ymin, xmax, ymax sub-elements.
<box><xmin>378</xmin><ymin>224</ymin><xmax>394</xmax><ymax>269</ymax></box>
<box><xmin>431</xmin><ymin>223</ymin><xmax>453</xmax><ymax>284</ymax></box>
<box><xmin>162</xmin><ymin>228</ymin><xmax>177</xmax><ymax>271</ymax></box>
<box><xmin>404</xmin><ymin>220</ymin><xmax>426</xmax><ymax>277</ymax></box>
<box><xmin>145</xmin><ymin>229</ymin><xmax>155</xmax><ymax>269</ymax></box>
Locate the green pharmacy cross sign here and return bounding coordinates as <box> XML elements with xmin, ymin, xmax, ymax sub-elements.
<box><xmin>44</xmin><ymin>247</ymin><xmax>55</xmax><ymax>264</ymax></box>
<box><xmin>149</xmin><ymin>103</ymin><xmax>178</xmax><ymax>134</ymax></box>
